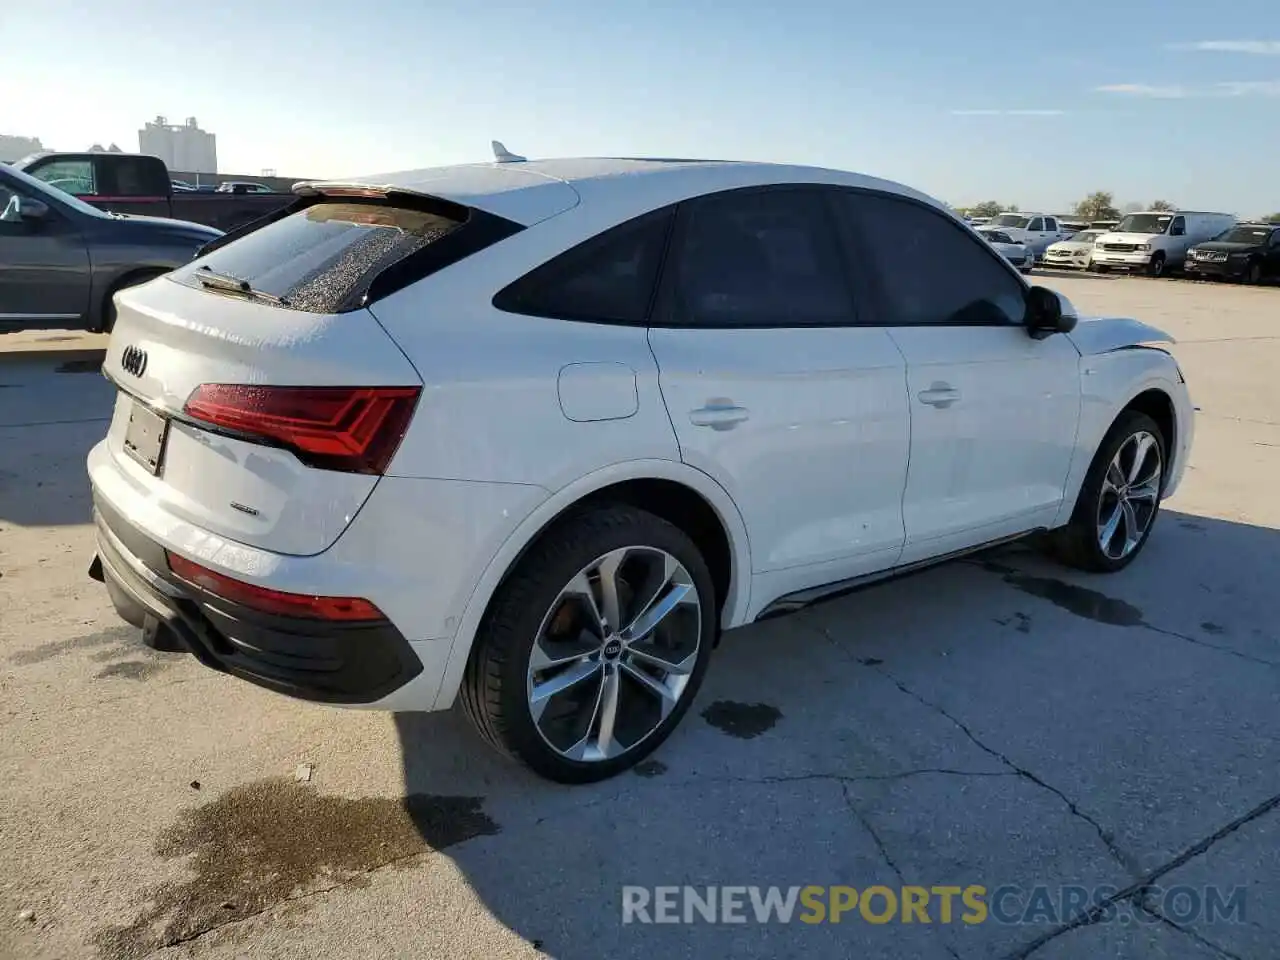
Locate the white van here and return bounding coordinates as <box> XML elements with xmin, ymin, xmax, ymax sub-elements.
<box><xmin>1092</xmin><ymin>211</ymin><xmax>1236</xmax><ymax>277</ymax></box>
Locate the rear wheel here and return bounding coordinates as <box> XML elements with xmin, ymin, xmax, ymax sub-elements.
<box><xmin>1049</xmin><ymin>410</ymin><xmax>1166</xmax><ymax>573</ymax></box>
<box><xmin>462</xmin><ymin>504</ymin><xmax>716</xmax><ymax>783</ymax></box>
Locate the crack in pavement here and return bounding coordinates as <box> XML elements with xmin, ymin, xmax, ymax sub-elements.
<box><xmin>1140</xmin><ymin>622</ymin><xmax>1279</xmax><ymax>668</ymax></box>
<box><xmin>838</xmin><ymin>781</ymin><xmax>964</xmax><ymax>960</ymax></box>
<box><xmin>1136</xmin><ymin>900</ymin><xmax>1245</xmax><ymax>960</ymax></box>
<box><xmin>807</xmin><ymin>622</ymin><xmax>1144</xmax><ymax>880</ymax></box>
<box><xmin>1011</xmin><ymin>790</ymin><xmax>1280</xmax><ymax>959</ymax></box>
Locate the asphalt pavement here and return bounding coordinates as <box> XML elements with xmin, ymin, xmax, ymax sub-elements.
<box><xmin>1</xmin><ymin>274</ymin><xmax>1277</xmax><ymax>960</ymax></box>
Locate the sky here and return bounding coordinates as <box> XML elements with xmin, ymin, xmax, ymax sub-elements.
<box><xmin>4</xmin><ymin>0</ymin><xmax>1278</xmax><ymax>215</ymax></box>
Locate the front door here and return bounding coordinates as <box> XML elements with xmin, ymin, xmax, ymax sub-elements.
<box><xmin>834</xmin><ymin>189</ymin><xmax>1082</xmax><ymax>564</ymax></box>
<box><xmin>648</xmin><ymin>186</ymin><xmax>911</xmax><ymax>602</ymax></box>
<box><xmin>0</xmin><ymin>179</ymin><xmax>91</xmax><ymax>329</ymax></box>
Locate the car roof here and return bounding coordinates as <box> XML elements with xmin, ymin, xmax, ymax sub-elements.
<box><xmin>303</xmin><ymin>157</ymin><xmax>945</xmax><ymax>227</ymax></box>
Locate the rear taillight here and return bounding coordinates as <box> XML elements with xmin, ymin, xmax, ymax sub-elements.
<box><xmin>183</xmin><ymin>384</ymin><xmax>420</xmax><ymax>474</ymax></box>
<box><xmin>166</xmin><ymin>551</ymin><xmax>384</xmax><ymax>621</ymax></box>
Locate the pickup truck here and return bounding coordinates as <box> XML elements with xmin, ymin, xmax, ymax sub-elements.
<box><xmin>10</xmin><ymin>152</ymin><xmax>294</xmax><ymax>232</ymax></box>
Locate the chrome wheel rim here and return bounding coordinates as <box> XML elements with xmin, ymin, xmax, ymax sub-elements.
<box><xmin>526</xmin><ymin>547</ymin><xmax>702</xmax><ymax>762</ymax></box>
<box><xmin>1097</xmin><ymin>430</ymin><xmax>1163</xmax><ymax>560</ymax></box>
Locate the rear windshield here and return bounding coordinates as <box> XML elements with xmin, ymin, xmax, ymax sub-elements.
<box><xmin>173</xmin><ymin>201</ymin><xmax>463</xmax><ymax>313</ymax></box>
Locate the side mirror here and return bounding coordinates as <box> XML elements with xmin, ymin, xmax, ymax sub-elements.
<box><xmin>1024</xmin><ymin>285</ymin><xmax>1077</xmax><ymax>339</ymax></box>
<box><xmin>17</xmin><ymin>197</ymin><xmax>50</xmax><ymax>221</ymax></box>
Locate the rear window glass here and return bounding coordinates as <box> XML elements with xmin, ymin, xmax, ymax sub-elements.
<box><xmin>174</xmin><ymin>201</ymin><xmax>463</xmax><ymax>313</ymax></box>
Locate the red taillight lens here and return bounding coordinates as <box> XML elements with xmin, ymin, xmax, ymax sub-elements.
<box><xmin>166</xmin><ymin>552</ymin><xmax>384</xmax><ymax>622</ymax></box>
<box><xmin>183</xmin><ymin>384</ymin><xmax>420</xmax><ymax>474</ymax></box>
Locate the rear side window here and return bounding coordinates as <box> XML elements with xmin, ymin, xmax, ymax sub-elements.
<box><xmin>666</xmin><ymin>188</ymin><xmax>855</xmax><ymax>328</ymax></box>
<box><xmin>101</xmin><ymin>156</ymin><xmax>170</xmax><ymax>197</ymax></box>
<box><xmin>494</xmin><ymin>207</ymin><xmax>674</xmax><ymax>324</ymax></box>
<box><xmin>173</xmin><ymin>201</ymin><xmax>479</xmax><ymax>313</ymax></box>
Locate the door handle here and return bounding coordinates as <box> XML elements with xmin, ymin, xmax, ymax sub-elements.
<box><xmin>918</xmin><ymin>383</ymin><xmax>961</xmax><ymax>408</ymax></box>
<box><xmin>689</xmin><ymin>403</ymin><xmax>749</xmax><ymax>430</ymax></box>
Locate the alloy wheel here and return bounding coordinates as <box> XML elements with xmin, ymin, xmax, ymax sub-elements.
<box><xmin>1096</xmin><ymin>430</ymin><xmax>1163</xmax><ymax>560</ymax></box>
<box><xmin>526</xmin><ymin>546</ymin><xmax>702</xmax><ymax>762</ymax></box>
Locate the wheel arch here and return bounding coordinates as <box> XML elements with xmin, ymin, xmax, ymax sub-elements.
<box><xmin>1054</xmin><ymin>362</ymin><xmax>1185</xmax><ymax>529</ymax></box>
<box><xmin>430</xmin><ymin>459</ymin><xmax>752</xmax><ymax>710</ymax></box>
<box><xmin>93</xmin><ymin>265</ymin><xmax>171</xmax><ymax>332</ymax></box>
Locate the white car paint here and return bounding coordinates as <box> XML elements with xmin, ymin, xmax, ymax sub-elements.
<box><xmin>1043</xmin><ymin>230</ymin><xmax>1105</xmax><ymax>270</ymax></box>
<box><xmin>88</xmin><ymin>156</ymin><xmax>1195</xmax><ymax>726</ymax></box>
<box><xmin>977</xmin><ymin>229</ymin><xmax>1034</xmax><ymax>272</ymax></box>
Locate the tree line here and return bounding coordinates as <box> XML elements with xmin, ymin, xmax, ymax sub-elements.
<box><xmin>955</xmin><ymin>194</ymin><xmax>1280</xmax><ymax>225</ymax></box>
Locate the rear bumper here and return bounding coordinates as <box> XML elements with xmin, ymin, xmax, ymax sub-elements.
<box><xmin>92</xmin><ymin>494</ymin><xmax>423</xmax><ymax>704</ymax></box>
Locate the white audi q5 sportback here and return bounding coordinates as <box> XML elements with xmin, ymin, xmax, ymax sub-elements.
<box><xmin>88</xmin><ymin>151</ymin><xmax>1194</xmax><ymax>782</ymax></box>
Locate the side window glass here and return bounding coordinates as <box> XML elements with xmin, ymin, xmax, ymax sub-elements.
<box><xmin>839</xmin><ymin>192</ymin><xmax>1026</xmax><ymax>325</ymax></box>
<box><xmin>1027</xmin><ymin>217</ymin><xmax>1044</xmax><ymax>231</ymax></box>
<box><xmin>493</xmin><ymin>207</ymin><xmax>673</xmax><ymax>324</ymax></box>
<box><xmin>28</xmin><ymin>160</ymin><xmax>96</xmax><ymax>196</ymax></box>
<box><xmin>1171</xmin><ymin>217</ymin><xmax>1186</xmax><ymax>236</ymax></box>
<box><xmin>1271</xmin><ymin>231</ymin><xmax>1280</xmax><ymax>248</ymax></box>
<box><xmin>1045</xmin><ymin>218</ymin><xmax>1058</xmax><ymax>231</ymax></box>
<box><xmin>669</xmin><ymin>189</ymin><xmax>855</xmax><ymax>327</ymax></box>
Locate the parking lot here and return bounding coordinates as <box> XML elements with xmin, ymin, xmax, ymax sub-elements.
<box><xmin>2</xmin><ymin>272</ymin><xmax>1277</xmax><ymax>960</ymax></box>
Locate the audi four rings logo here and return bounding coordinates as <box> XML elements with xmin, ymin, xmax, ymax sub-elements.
<box><xmin>120</xmin><ymin>345</ymin><xmax>148</xmax><ymax>377</ymax></box>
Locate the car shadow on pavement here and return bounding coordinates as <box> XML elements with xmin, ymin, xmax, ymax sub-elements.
<box><xmin>392</xmin><ymin>509</ymin><xmax>1280</xmax><ymax>960</ymax></box>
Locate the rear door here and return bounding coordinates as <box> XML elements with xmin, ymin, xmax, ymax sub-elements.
<box><xmin>834</xmin><ymin>190</ymin><xmax>1081</xmax><ymax>564</ymax></box>
<box><xmin>648</xmin><ymin>186</ymin><xmax>911</xmax><ymax>602</ymax></box>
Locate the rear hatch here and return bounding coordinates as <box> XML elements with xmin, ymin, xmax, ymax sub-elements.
<box><xmin>98</xmin><ymin>193</ymin><xmax>513</xmax><ymax>556</ymax></box>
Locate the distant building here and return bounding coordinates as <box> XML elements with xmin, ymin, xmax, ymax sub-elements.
<box><xmin>0</xmin><ymin>134</ymin><xmax>46</xmax><ymax>163</ymax></box>
<box><xmin>137</xmin><ymin>116</ymin><xmax>217</xmax><ymax>173</ymax></box>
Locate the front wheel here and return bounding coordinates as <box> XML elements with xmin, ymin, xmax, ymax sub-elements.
<box><xmin>1246</xmin><ymin>260</ymin><xmax>1263</xmax><ymax>285</ymax></box>
<box><xmin>461</xmin><ymin>504</ymin><xmax>716</xmax><ymax>782</ymax></box>
<box><xmin>1147</xmin><ymin>252</ymin><xmax>1167</xmax><ymax>278</ymax></box>
<box><xmin>1049</xmin><ymin>411</ymin><xmax>1166</xmax><ymax>573</ymax></box>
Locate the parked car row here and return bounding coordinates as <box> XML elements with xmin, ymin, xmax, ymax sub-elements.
<box><xmin>970</xmin><ymin>209</ymin><xmax>1279</xmax><ymax>284</ymax></box>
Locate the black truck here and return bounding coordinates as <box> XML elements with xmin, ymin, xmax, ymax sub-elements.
<box><xmin>10</xmin><ymin>152</ymin><xmax>295</xmax><ymax>232</ymax></box>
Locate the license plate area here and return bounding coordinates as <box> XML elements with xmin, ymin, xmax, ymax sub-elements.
<box><xmin>123</xmin><ymin>400</ymin><xmax>169</xmax><ymax>476</ymax></box>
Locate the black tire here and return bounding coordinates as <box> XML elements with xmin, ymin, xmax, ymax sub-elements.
<box><xmin>1048</xmin><ymin>410</ymin><xmax>1167</xmax><ymax>573</ymax></box>
<box><xmin>1147</xmin><ymin>252</ymin><xmax>1167</xmax><ymax>278</ymax></box>
<box><xmin>461</xmin><ymin>503</ymin><xmax>716</xmax><ymax>783</ymax></box>
<box><xmin>100</xmin><ymin>270</ymin><xmax>166</xmax><ymax>334</ymax></box>
<box><xmin>1096</xmin><ymin>265</ymin><xmax>1111</xmax><ymax>274</ymax></box>
<box><xmin>1246</xmin><ymin>260</ymin><xmax>1263</xmax><ymax>285</ymax></box>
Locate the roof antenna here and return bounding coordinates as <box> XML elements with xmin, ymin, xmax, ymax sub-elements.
<box><xmin>491</xmin><ymin>140</ymin><xmax>526</xmax><ymax>163</ymax></box>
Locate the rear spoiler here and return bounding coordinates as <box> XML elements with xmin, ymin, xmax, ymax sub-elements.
<box><xmin>195</xmin><ymin>182</ymin><xmax>476</xmax><ymax>260</ymax></box>
<box><xmin>191</xmin><ymin>182</ymin><xmax>524</xmax><ymax>308</ymax></box>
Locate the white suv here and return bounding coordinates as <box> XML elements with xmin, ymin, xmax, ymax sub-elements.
<box><xmin>87</xmin><ymin>156</ymin><xmax>1194</xmax><ymax>782</ymax></box>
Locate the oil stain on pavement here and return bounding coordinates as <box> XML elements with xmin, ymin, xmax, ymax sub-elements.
<box><xmin>701</xmin><ymin>701</ymin><xmax>782</xmax><ymax>739</ymax></box>
<box><xmin>9</xmin><ymin>624</ymin><xmax>180</xmax><ymax>680</ymax></box>
<box><xmin>982</xmin><ymin>561</ymin><xmax>1145</xmax><ymax>627</ymax></box>
<box><xmin>94</xmin><ymin>778</ymin><xmax>500</xmax><ymax>959</ymax></box>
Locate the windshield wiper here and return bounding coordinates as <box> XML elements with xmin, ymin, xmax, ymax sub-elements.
<box><xmin>196</xmin><ymin>266</ymin><xmax>290</xmax><ymax>307</ymax></box>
